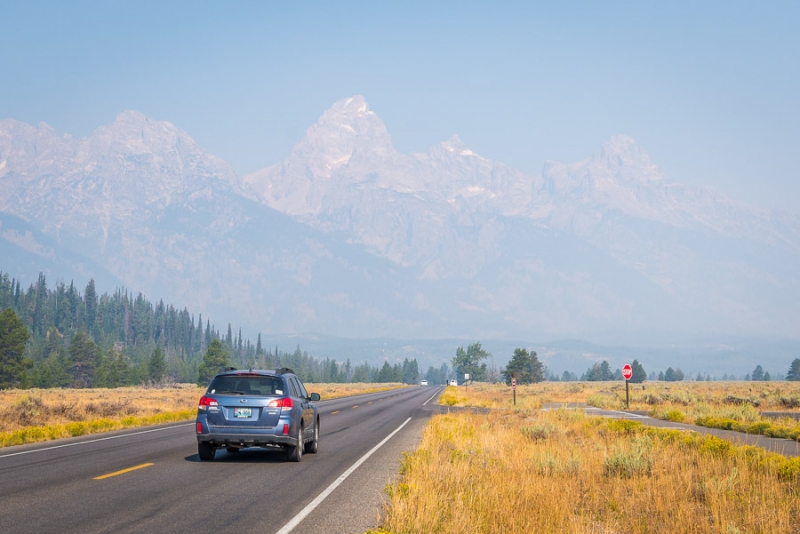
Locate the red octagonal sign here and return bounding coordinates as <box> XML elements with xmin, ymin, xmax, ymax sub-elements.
<box><xmin>622</xmin><ymin>363</ymin><xmax>633</xmax><ymax>381</ymax></box>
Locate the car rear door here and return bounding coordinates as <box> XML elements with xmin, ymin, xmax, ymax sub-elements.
<box><xmin>204</xmin><ymin>376</ymin><xmax>282</xmax><ymax>429</ymax></box>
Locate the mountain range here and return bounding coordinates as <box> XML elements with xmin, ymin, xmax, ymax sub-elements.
<box><xmin>1</xmin><ymin>96</ymin><xmax>798</xmax><ymax>374</ymax></box>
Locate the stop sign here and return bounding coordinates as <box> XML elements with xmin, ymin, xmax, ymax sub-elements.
<box><xmin>622</xmin><ymin>363</ymin><xmax>633</xmax><ymax>381</ymax></box>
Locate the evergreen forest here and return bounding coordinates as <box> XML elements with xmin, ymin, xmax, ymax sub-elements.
<box><xmin>0</xmin><ymin>272</ymin><xmax>425</xmax><ymax>389</ymax></box>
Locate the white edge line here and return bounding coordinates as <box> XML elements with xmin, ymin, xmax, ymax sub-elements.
<box><xmin>275</xmin><ymin>417</ymin><xmax>412</xmax><ymax>534</ymax></box>
<box><xmin>0</xmin><ymin>423</ymin><xmax>194</xmax><ymax>459</ymax></box>
<box><xmin>422</xmin><ymin>388</ymin><xmax>441</xmax><ymax>406</ymax></box>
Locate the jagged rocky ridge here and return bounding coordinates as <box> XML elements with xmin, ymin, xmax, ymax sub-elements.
<box><xmin>1</xmin><ymin>98</ymin><xmax>798</xmax><ymax>343</ymax></box>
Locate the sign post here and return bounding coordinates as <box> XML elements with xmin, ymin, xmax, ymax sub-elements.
<box><xmin>622</xmin><ymin>363</ymin><xmax>633</xmax><ymax>408</ymax></box>
<box><xmin>465</xmin><ymin>373</ymin><xmax>469</xmax><ymax>391</ymax></box>
<box><xmin>511</xmin><ymin>375</ymin><xmax>516</xmax><ymax>406</ymax></box>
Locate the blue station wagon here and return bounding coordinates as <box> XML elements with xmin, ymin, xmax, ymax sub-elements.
<box><xmin>196</xmin><ymin>368</ymin><xmax>320</xmax><ymax>462</ymax></box>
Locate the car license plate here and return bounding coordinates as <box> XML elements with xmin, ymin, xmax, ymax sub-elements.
<box><xmin>234</xmin><ymin>407</ymin><xmax>252</xmax><ymax>418</ymax></box>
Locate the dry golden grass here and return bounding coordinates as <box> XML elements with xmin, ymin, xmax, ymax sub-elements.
<box><xmin>0</xmin><ymin>385</ymin><xmax>205</xmax><ymax>432</ymax></box>
<box><xmin>439</xmin><ymin>381</ymin><xmax>610</xmax><ymax>410</ymax></box>
<box><xmin>440</xmin><ymin>381</ymin><xmax>800</xmax><ymax>440</ymax></box>
<box><xmin>305</xmin><ymin>382</ymin><xmax>407</xmax><ymax>399</ymax></box>
<box><xmin>374</xmin><ymin>408</ymin><xmax>800</xmax><ymax>534</ymax></box>
<box><xmin>0</xmin><ymin>382</ymin><xmax>406</xmax><ymax>447</ymax></box>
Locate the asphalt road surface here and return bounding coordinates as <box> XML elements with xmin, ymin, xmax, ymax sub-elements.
<box><xmin>0</xmin><ymin>386</ymin><xmax>444</xmax><ymax>534</ymax></box>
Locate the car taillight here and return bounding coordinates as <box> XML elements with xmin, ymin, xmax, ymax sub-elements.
<box><xmin>198</xmin><ymin>396</ymin><xmax>219</xmax><ymax>409</ymax></box>
<box><xmin>268</xmin><ymin>397</ymin><xmax>293</xmax><ymax>408</ymax></box>
<box><xmin>196</xmin><ymin>422</ymin><xmax>203</xmax><ymax>433</ymax></box>
<box><xmin>283</xmin><ymin>424</ymin><xmax>289</xmax><ymax>435</ymax></box>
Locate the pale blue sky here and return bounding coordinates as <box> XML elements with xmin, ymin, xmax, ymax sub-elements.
<box><xmin>2</xmin><ymin>1</ymin><xmax>798</xmax><ymax>208</ymax></box>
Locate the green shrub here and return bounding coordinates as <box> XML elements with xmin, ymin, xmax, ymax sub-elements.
<box><xmin>66</xmin><ymin>422</ymin><xmax>87</xmax><ymax>437</ymax></box>
<box><xmin>777</xmin><ymin>457</ymin><xmax>800</xmax><ymax>481</ymax></box>
<box><xmin>664</xmin><ymin>410</ymin><xmax>686</xmax><ymax>422</ymax></box>
<box><xmin>603</xmin><ymin>436</ymin><xmax>653</xmax><ymax>478</ymax></box>
<box><xmin>695</xmin><ymin>416</ymin><xmax>744</xmax><ymax>432</ymax></box>
<box><xmin>521</xmin><ymin>422</ymin><xmax>556</xmax><ymax>441</ymax></box>
<box><xmin>606</xmin><ymin>419</ymin><xmax>643</xmax><ymax>434</ymax></box>
<box><xmin>698</xmin><ymin>435</ymin><xmax>733</xmax><ymax>457</ymax></box>
<box><xmin>746</xmin><ymin>421</ymin><xmax>773</xmax><ymax>435</ymax></box>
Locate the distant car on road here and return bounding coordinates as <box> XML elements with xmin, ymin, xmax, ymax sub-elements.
<box><xmin>448</xmin><ymin>379</ymin><xmax>458</xmax><ymax>386</ymax></box>
<box><xmin>420</xmin><ymin>379</ymin><xmax>428</xmax><ymax>386</ymax></box>
<box><xmin>195</xmin><ymin>368</ymin><xmax>320</xmax><ymax>462</ymax></box>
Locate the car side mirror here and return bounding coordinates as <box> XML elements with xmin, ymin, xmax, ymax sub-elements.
<box><xmin>309</xmin><ymin>393</ymin><xmax>321</xmax><ymax>401</ymax></box>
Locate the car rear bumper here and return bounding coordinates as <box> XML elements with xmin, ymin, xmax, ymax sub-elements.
<box><xmin>197</xmin><ymin>432</ymin><xmax>298</xmax><ymax>448</ymax></box>
<box><xmin>196</xmin><ymin>415</ymin><xmax>299</xmax><ymax>448</ymax></box>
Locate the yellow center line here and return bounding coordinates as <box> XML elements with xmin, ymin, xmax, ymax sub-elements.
<box><xmin>330</xmin><ymin>411</ymin><xmax>339</xmax><ymax>415</ymax></box>
<box><xmin>352</xmin><ymin>405</ymin><xmax>359</xmax><ymax>409</ymax></box>
<box><xmin>94</xmin><ymin>463</ymin><xmax>154</xmax><ymax>480</ymax></box>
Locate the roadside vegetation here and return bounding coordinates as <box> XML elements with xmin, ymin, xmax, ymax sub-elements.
<box><xmin>372</xmin><ymin>405</ymin><xmax>800</xmax><ymax>533</ymax></box>
<box><xmin>440</xmin><ymin>381</ymin><xmax>800</xmax><ymax>442</ymax></box>
<box><xmin>0</xmin><ymin>382</ymin><xmax>405</xmax><ymax>448</ymax></box>
<box><xmin>590</xmin><ymin>381</ymin><xmax>800</xmax><ymax>442</ymax></box>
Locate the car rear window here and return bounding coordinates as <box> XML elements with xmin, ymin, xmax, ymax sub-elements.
<box><xmin>207</xmin><ymin>376</ymin><xmax>284</xmax><ymax>396</ymax></box>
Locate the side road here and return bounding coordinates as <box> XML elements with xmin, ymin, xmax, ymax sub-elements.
<box><xmin>547</xmin><ymin>403</ymin><xmax>800</xmax><ymax>457</ymax></box>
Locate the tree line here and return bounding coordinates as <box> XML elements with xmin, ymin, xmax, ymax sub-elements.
<box><xmin>0</xmin><ymin>272</ymin><xmax>430</xmax><ymax>388</ymax></box>
<box><xmin>2</xmin><ymin>272</ymin><xmax>800</xmax><ymax>389</ymax></box>
<box><xmin>448</xmin><ymin>341</ymin><xmax>800</xmax><ymax>385</ymax></box>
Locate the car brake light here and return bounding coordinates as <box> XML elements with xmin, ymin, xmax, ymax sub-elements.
<box><xmin>268</xmin><ymin>397</ymin><xmax>293</xmax><ymax>408</ymax></box>
<box><xmin>283</xmin><ymin>424</ymin><xmax>289</xmax><ymax>435</ymax></box>
<box><xmin>196</xmin><ymin>422</ymin><xmax>203</xmax><ymax>433</ymax></box>
<box><xmin>198</xmin><ymin>396</ymin><xmax>219</xmax><ymax>409</ymax></box>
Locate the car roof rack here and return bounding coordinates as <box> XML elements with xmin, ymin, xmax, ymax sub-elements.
<box><xmin>274</xmin><ymin>367</ymin><xmax>294</xmax><ymax>375</ymax></box>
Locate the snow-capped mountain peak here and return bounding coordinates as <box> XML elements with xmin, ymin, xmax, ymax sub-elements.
<box><xmin>3</xmin><ymin>99</ymin><xmax>798</xmax><ymax>342</ymax></box>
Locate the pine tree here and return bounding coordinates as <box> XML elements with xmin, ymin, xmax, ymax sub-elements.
<box><xmin>502</xmin><ymin>348</ymin><xmax>544</xmax><ymax>384</ymax></box>
<box><xmin>751</xmin><ymin>365</ymin><xmax>765</xmax><ymax>381</ymax></box>
<box><xmin>84</xmin><ymin>279</ymin><xmax>98</xmax><ymax>336</ymax></box>
<box><xmin>67</xmin><ymin>331</ymin><xmax>99</xmax><ymax>388</ymax></box>
<box><xmin>787</xmin><ymin>358</ymin><xmax>800</xmax><ymax>381</ymax></box>
<box><xmin>198</xmin><ymin>338</ymin><xmax>229</xmax><ymax>385</ymax></box>
<box><xmin>0</xmin><ymin>308</ymin><xmax>31</xmax><ymax>389</ymax></box>
<box><xmin>148</xmin><ymin>346</ymin><xmax>167</xmax><ymax>383</ymax></box>
<box><xmin>630</xmin><ymin>359</ymin><xmax>647</xmax><ymax>383</ymax></box>
<box><xmin>374</xmin><ymin>361</ymin><xmax>393</xmax><ymax>383</ymax></box>
<box><xmin>32</xmin><ymin>273</ymin><xmax>48</xmax><ymax>336</ymax></box>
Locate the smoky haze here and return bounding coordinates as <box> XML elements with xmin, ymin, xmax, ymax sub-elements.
<box><xmin>1</xmin><ymin>98</ymin><xmax>798</xmax><ymax>377</ymax></box>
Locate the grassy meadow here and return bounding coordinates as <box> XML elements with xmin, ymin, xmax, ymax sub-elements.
<box><xmin>440</xmin><ymin>381</ymin><xmax>800</xmax><ymax>441</ymax></box>
<box><xmin>0</xmin><ymin>382</ymin><xmax>406</xmax><ymax>448</ymax></box>
<box><xmin>373</xmin><ymin>382</ymin><xmax>800</xmax><ymax>534</ymax></box>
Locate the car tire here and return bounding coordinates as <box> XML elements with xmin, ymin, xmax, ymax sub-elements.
<box><xmin>304</xmin><ymin>418</ymin><xmax>319</xmax><ymax>454</ymax></box>
<box><xmin>198</xmin><ymin>442</ymin><xmax>216</xmax><ymax>461</ymax></box>
<box><xmin>286</xmin><ymin>425</ymin><xmax>303</xmax><ymax>462</ymax></box>
<box><xmin>226</xmin><ymin>447</ymin><xmax>240</xmax><ymax>454</ymax></box>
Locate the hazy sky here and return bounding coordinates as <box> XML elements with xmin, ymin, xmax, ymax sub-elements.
<box><xmin>2</xmin><ymin>1</ymin><xmax>798</xmax><ymax>209</ymax></box>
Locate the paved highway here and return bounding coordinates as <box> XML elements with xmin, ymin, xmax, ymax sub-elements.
<box><xmin>0</xmin><ymin>386</ymin><xmax>444</xmax><ymax>534</ymax></box>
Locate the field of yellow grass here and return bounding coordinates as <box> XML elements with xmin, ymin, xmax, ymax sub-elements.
<box><xmin>0</xmin><ymin>382</ymin><xmax>405</xmax><ymax>448</ymax></box>
<box><xmin>373</xmin><ymin>404</ymin><xmax>800</xmax><ymax>533</ymax></box>
<box><xmin>440</xmin><ymin>381</ymin><xmax>800</xmax><ymax>441</ymax></box>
